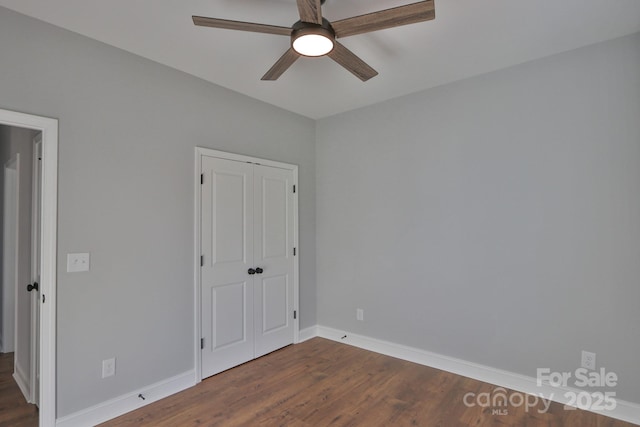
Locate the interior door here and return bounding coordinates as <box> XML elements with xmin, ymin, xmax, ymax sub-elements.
<box><xmin>200</xmin><ymin>157</ymin><xmax>255</xmax><ymax>378</ymax></box>
<box><xmin>200</xmin><ymin>155</ymin><xmax>296</xmax><ymax>379</ymax></box>
<box><xmin>253</xmin><ymin>165</ymin><xmax>295</xmax><ymax>357</ymax></box>
<box><xmin>30</xmin><ymin>136</ymin><xmax>42</xmax><ymax>405</ymax></box>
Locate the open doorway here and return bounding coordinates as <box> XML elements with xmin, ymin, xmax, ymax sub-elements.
<box><xmin>0</xmin><ymin>109</ymin><xmax>58</xmax><ymax>427</ymax></box>
<box><xmin>1</xmin><ymin>125</ymin><xmax>40</xmax><ymax>422</ymax></box>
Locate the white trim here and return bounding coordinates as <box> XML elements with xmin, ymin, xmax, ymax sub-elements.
<box><xmin>292</xmin><ymin>166</ymin><xmax>300</xmax><ymax>344</ymax></box>
<box><xmin>193</xmin><ymin>147</ymin><xmax>300</xmax><ymax>382</ymax></box>
<box><xmin>196</xmin><ymin>148</ymin><xmax>297</xmax><ymax>171</ymax></box>
<box><xmin>13</xmin><ymin>366</ymin><xmax>30</xmax><ymax>403</ymax></box>
<box><xmin>298</xmin><ymin>326</ymin><xmax>318</xmax><ymax>342</ymax></box>
<box><xmin>55</xmin><ymin>370</ymin><xmax>195</xmax><ymax>427</ymax></box>
<box><xmin>193</xmin><ymin>148</ymin><xmax>202</xmax><ymax>383</ymax></box>
<box><xmin>315</xmin><ymin>325</ymin><xmax>640</xmax><ymax>426</ymax></box>
<box><xmin>0</xmin><ymin>108</ymin><xmax>58</xmax><ymax>427</ymax></box>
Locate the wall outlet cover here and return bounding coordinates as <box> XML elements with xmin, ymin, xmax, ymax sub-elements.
<box><xmin>67</xmin><ymin>252</ymin><xmax>90</xmax><ymax>272</ymax></box>
<box><xmin>102</xmin><ymin>358</ymin><xmax>116</xmax><ymax>378</ymax></box>
<box><xmin>581</xmin><ymin>350</ymin><xmax>596</xmax><ymax>370</ymax></box>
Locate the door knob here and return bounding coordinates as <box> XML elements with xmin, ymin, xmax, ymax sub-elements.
<box><xmin>247</xmin><ymin>268</ymin><xmax>256</xmax><ymax>275</ymax></box>
<box><xmin>27</xmin><ymin>282</ymin><xmax>39</xmax><ymax>292</ymax></box>
<box><xmin>255</xmin><ymin>267</ymin><xmax>263</xmax><ymax>274</ymax></box>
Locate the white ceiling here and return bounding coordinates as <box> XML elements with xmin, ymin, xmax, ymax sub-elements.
<box><xmin>1</xmin><ymin>0</ymin><xmax>639</xmax><ymax>119</ymax></box>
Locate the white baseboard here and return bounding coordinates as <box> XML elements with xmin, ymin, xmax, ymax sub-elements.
<box><xmin>298</xmin><ymin>325</ymin><xmax>318</xmax><ymax>342</ymax></box>
<box><xmin>13</xmin><ymin>366</ymin><xmax>31</xmax><ymax>403</ymax></box>
<box><xmin>56</xmin><ymin>370</ymin><xmax>195</xmax><ymax>427</ymax></box>
<box><xmin>313</xmin><ymin>325</ymin><xmax>640</xmax><ymax>426</ymax></box>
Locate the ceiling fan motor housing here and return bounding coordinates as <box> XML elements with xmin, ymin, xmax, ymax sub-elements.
<box><xmin>291</xmin><ymin>19</ymin><xmax>336</xmax><ymax>56</ymax></box>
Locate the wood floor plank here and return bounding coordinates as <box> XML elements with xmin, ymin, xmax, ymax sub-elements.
<box><xmin>101</xmin><ymin>338</ymin><xmax>636</xmax><ymax>427</ymax></box>
<box><xmin>5</xmin><ymin>338</ymin><xmax>634</xmax><ymax>426</ymax></box>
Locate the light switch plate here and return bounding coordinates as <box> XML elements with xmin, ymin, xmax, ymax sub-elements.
<box><xmin>67</xmin><ymin>253</ymin><xmax>90</xmax><ymax>272</ymax></box>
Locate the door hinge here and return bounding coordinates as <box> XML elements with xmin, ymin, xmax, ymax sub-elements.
<box><xmin>293</xmin><ymin>247</ymin><xmax>296</xmax><ymax>256</ymax></box>
<box><xmin>200</xmin><ymin>255</ymin><xmax>204</xmax><ymax>266</ymax></box>
<box><xmin>200</xmin><ymin>338</ymin><xmax>204</xmax><ymax>349</ymax></box>
<box><xmin>293</xmin><ymin>185</ymin><xmax>296</xmax><ymax>193</ymax></box>
<box><xmin>293</xmin><ymin>310</ymin><xmax>297</xmax><ymax>320</ymax></box>
<box><xmin>201</xmin><ymin>174</ymin><xmax>204</xmax><ymax>185</ymax></box>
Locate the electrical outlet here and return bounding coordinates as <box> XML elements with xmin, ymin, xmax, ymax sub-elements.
<box><xmin>356</xmin><ymin>308</ymin><xmax>364</xmax><ymax>321</ymax></box>
<box><xmin>102</xmin><ymin>358</ymin><xmax>116</xmax><ymax>378</ymax></box>
<box><xmin>581</xmin><ymin>351</ymin><xmax>596</xmax><ymax>370</ymax></box>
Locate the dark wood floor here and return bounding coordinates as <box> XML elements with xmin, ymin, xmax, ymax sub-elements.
<box><xmin>101</xmin><ymin>338</ymin><xmax>635</xmax><ymax>427</ymax></box>
<box><xmin>0</xmin><ymin>352</ymin><xmax>38</xmax><ymax>427</ymax></box>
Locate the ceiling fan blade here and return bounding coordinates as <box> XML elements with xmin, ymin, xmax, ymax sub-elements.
<box><xmin>296</xmin><ymin>0</ymin><xmax>323</xmax><ymax>24</ymax></box>
<box><xmin>262</xmin><ymin>48</ymin><xmax>301</xmax><ymax>80</ymax></box>
<box><xmin>328</xmin><ymin>42</ymin><xmax>378</xmax><ymax>82</ymax></box>
<box><xmin>193</xmin><ymin>16</ymin><xmax>291</xmax><ymax>36</ymax></box>
<box><xmin>332</xmin><ymin>0</ymin><xmax>435</xmax><ymax>38</ymax></box>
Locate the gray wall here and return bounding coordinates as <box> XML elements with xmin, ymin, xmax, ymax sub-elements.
<box><xmin>0</xmin><ymin>125</ymin><xmax>37</xmax><ymax>381</ymax></box>
<box><xmin>0</xmin><ymin>7</ymin><xmax>316</xmax><ymax>417</ymax></box>
<box><xmin>316</xmin><ymin>32</ymin><xmax>640</xmax><ymax>403</ymax></box>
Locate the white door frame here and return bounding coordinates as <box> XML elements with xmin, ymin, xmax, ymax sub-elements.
<box><xmin>193</xmin><ymin>147</ymin><xmax>299</xmax><ymax>383</ymax></box>
<box><xmin>0</xmin><ymin>108</ymin><xmax>58</xmax><ymax>427</ymax></box>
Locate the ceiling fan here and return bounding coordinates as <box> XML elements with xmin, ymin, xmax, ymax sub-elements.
<box><xmin>192</xmin><ymin>0</ymin><xmax>435</xmax><ymax>81</ymax></box>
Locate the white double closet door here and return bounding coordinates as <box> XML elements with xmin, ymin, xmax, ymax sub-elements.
<box><xmin>200</xmin><ymin>155</ymin><xmax>295</xmax><ymax>379</ymax></box>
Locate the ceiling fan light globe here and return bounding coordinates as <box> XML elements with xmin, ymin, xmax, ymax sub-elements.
<box><xmin>293</xmin><ymin>34</ymin><xmax>334</xmax><ymax>57</ymax></box>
